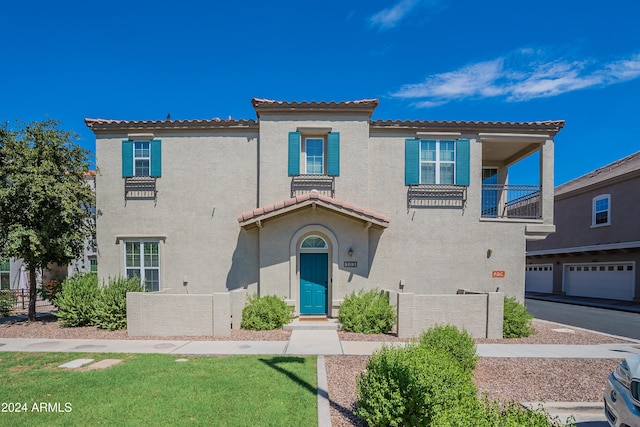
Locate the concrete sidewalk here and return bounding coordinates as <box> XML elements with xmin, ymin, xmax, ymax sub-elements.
<box><xmin>1</xmin><ymin>332</ymin><xmax>639</xmax><ymax>358</ymax></box>
<box><xmin>2</xmin><ymin>327</ymin><xmax>638</xmax><ymax>426</ymax></box>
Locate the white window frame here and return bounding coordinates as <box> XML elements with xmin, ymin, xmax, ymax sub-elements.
<box><xmin>133</xmin><ymin>141</ymin><xmax>151</xmax><ymax>177</ymax></box>
<box><xmin>592</xmin><ymin>194</ymin><xmax>611</xmax><ymax>227</ymax></box>
<box><xmin>302</xmin><ymin>137</ymin><xmax>326</xmax><ymax>175</ymax></box>
<box><xmin>124</xmin><ymin>240</ymin><xmax>160</xmax><ymax>291</ymax></box>
<box><xmin>419</xmin><ymin>139</ymin><xmax>456</xmax><ymax>184</ymax></box>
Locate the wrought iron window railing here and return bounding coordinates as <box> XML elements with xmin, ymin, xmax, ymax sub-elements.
<box><xmin>291</xmin><ymin>175</ymin><xmax>335</xmax><ymax>198</ymax></box>
<box><xmin>407</xmin><ymin>184</ymin><xmax>467</xmax><ymax>208</ymax></box>
<box><xmin>481</xmin><ymin>184</ymin><xmax>541</xmax><ymax>219</ymax></box>
<box><xmin>124</xmin><ymin>176</ymin><xmax>157</xmax><ymax>201</ymax></box>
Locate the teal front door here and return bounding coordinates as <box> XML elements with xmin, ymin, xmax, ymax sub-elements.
<box><xmin>300</xmin><ymin>253</ymin><xmax>328</xmax><ymax>315</ymax></box>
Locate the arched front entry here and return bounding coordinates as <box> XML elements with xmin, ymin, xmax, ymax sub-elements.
<box><xmin>299</xmin><ymin>235</ymin><xmax>329</xmax><ymax>314</ymax></box>
<box><xmin>290</xmin><ymin>225</ymin><xmax>339</xmax><ymax>317</ymax></box>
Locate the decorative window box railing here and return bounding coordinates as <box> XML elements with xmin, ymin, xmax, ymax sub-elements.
<box><xmin>407</xmin><ymin>184</ymin><xmax>467</xmax><ymax>209</ymax></box>
<box><xmin>291</xmin><ymin>175</ymin><xmax>335</xmax><ymax>198</ymax></box>
<box><xmin>124</xmin><ymin>176</ymin><xmax>157</xmax><ymax>201</ymax></box>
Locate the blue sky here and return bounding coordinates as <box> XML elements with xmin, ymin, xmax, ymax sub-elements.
<box><xmin>2</xmin><ymin>0</ymin><xmax>639</xmax><ymax>185</ymax></box>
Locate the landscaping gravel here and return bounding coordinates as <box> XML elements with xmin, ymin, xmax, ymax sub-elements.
<box><xmin>2</xmin><ymin>310</ymin><xmax>637</xmax><ymax>426</ymax></box>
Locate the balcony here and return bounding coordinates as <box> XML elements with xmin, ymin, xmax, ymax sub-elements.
<box><xmin>481</xmin><ymin>184</ymin><xmax>541</xmax><ymax>219</ymax></box>
<box><xmin>291</xmin><ymin>175</ymin><xmax>335</xmax><ymax>198</ymax></box>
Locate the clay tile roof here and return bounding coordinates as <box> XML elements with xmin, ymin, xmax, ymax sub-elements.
<box><xmin>237</xmin><ymin>192</ymin><xmax>390</xmax><ymax>230</ymax></box>
<box><xmin>251</xmin><ymin>98</ymin><xmax>380</xmax><ymax>118</ymax></box>
<box><xmin>371</xmin><ymin>119</ymin><xmax>565</xmax><ymax>135</ymax></box>
<box><xmin>555</xmin><ymin>150</ymin><xmax>640</xmax><ymax>197</ymax></box>
<box><xmin>251</xmin><ymin>98</ymin><xmax>380</xmax><ymax>108</ymax></box>
<box><xmin>84</xmin><ymin>117</ymin><xmax>258</xmax><ymax>131</ymax></box>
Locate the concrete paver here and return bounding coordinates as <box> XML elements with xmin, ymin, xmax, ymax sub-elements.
<box><xmin>87</xmin><ymin>359</ymin><xmax>122</xmax><ymax>370</ymax></box>
<box><xmin>58</xmin><ymin>358</ymin><xmax>94</xmax><ymax>369</ymax></box>
<box><xmin>286</xmin><ymin>330</ymin><xmax>343</xmax><ymax>355</ymax></box>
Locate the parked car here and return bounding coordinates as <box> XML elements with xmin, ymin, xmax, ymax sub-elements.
<box><xmin>605</xmin><ymin>353</ymin><xmax>640</xmax><ymax>427</ymax></box>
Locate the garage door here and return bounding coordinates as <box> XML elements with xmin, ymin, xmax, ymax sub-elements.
<box><xmin>564</xmin><ymin>262</ymin><xmax>635</xmax><ymax>301</ymax></box>
<box><xmin>525</xmin><ymin>264</ymin><xmax>553</xmax><ymax>293</ymax></box>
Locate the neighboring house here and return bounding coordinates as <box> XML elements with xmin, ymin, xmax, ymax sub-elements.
<box><xmin>526</xmin><ymin>151</ymin><xmax>640</xmax><ymax>301</ymax></box>
<box><xmin>0</xmin><ymin>171</ymin><xmax>97</xmax><ymax>291</ymax></box>
<box><xmin>85</xmin><ymin>98</ymin><xmax>563</xmax><ymax>337</ymax></box>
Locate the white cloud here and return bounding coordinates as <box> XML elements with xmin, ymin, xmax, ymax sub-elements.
<box><xmin>391</xmin><ymin>51</ymin><xmax>640</xmax><ymax>107</ymax></box>
<box><xmin>369</xmin><ymin>0</ymin><xmax>439</xmax><ymax>30</ymax></box>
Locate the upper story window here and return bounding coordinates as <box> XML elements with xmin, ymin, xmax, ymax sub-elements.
<box><xmin>304</xmin><ymin>138</ymin><xmax>325</xmax><ymax>175</ymax></box>
<box><xmin>592</xmin><ymin>194</ymin><xmax>611</xmax><ymax>227</ymax></box>
<box><xmin>405</xmin><ymin>138</ymin><xmax>470</xmax><ymax>186</ymax></box>
<box><xmin>134</xmin><ymin>142</ymin><xmax>151</xmax><ymax>176</ymax></box>
<box><xmin>288</xmin><ymin>131</ymin><xmax>340</xmax><ymax>176</ymax></box>
<box><xmin>420</xmin><ymin>140</ymin><xmax>455</xmax><ymax>184</ymax></box>
<box><xmin>122</xmin><ymin>140</ymin><xmax>162</xmax><ymax>178</ymax></box>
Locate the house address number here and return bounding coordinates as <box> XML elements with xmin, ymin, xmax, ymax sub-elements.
<box><xmin>492</xmin><ymin>270</ymin><xmax>506</xmax><ymax>278</ymax></box>
<box><xmin>344</xmin><ymin>261</ymin><xmax>357</xmax><ymax>268</ymax></box>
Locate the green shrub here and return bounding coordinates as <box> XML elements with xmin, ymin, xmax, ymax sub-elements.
<box><xmin>503</xmin><ymin>296</ymin><xmax>535</xmax><ymax>338</ymax></box>
<box><xmin>419</xmin><ymin>324</ymin><xmax>478</xmax><ymax>372</ymax></box>
<box><xmin>241</xmin><ymin>294</ymin><xmax>293</xmax><ymax>330</ymax></box>
<box><xmin>94</xmin><ymin>277</ymin><xmax>144</xmax><ymax>330</ymax></box>
<box><xmin>37</xmin><ymin>279</ymin><xmax>63</xmax><ymax>306</ymax></box>
<box><xmin>431</xmin><ymin>398</ymin><xmax>571</xmax><ymax>427</ymax></box>
<box><xmin>0</xmin><ymin>292</ymin><xmax>16</xmax><ymax>317</ymax></box>
<box><xmin>338</xmin><ymin>289</ymin><xmax>396</xmax><ymax>334</ymax></box>
<box><xmin>54</xmin><ymin>274</ymin><xmax>100</xmax><ymax>327</ymax></box>
<box><xmin>356</xmin><ymin>344</ymin><xmax>476</xmax><ymax>426</ymax></box>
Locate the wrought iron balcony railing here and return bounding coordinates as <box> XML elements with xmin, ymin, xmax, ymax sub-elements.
<box><xmin>481</xmin><ymin>184</ymin><xmax>541</xmax><ymax>219</ymax></box>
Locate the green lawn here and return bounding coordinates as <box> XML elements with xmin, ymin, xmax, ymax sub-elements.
<box><xmin>0</xmin><ymin>353</ymin><xmax>318</xmax><ymax>427</ymax></box>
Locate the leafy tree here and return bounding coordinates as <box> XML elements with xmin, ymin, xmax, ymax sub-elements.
<box><xmin>0</xmin><ymin>120</ymin><xmax>94</xmax><ymax>320</ymax></box>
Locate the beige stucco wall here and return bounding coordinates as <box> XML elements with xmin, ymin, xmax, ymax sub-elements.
<box><xmin>257</xmin><ymin>115</ymin><xmax>371</xmax><ymax>206</ymax></box>
<box><xmin>96</xmin><ymin>130</ymin><xmax>259</xmax><ymax>294</ymax></box>
<box><xmin>253</xmin><ymin>207</ymin><xmax>373</xmax><ymax>316</ymax></box>
<box><xmin>96</xmin><ymin>111</ymin><xmax>556</xmax><ymax>323</ymax></box>
<box><xmin>366</xmin><ymin>133</ymin><xmax>528</xmax><ymax>301</ymax></box>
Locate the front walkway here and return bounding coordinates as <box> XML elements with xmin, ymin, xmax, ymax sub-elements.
<box><xmin>1</xmin><ymin>330</ymin><xmax>639</xmax><ymax>357</ymax></box>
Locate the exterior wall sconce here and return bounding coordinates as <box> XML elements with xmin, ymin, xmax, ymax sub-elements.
<box><xmin>348</xmin><ymin>248</ymin><xmax>354</xmax><ymax>257</ymax></box>
<box><xmin>486</xmin><ymin>249</ymin><xmax>493</xmax><ymax>258</ymax></box>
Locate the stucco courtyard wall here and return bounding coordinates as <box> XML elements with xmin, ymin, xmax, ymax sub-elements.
<box><xmin>126</xmin><ymin>289</ymin><xmax>248</xmax><ymax>337</ymax></box>
<box><xmin>388</xmin><ymin>290</ymin><xmax>504</xmax><ymax>339</ymax></box>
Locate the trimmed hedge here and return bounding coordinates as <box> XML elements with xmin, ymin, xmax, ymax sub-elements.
<box><xmin>419</xmin><ymin>324</ymin><xmax>477</xmax><ymax>372</ymax></box>
<box><xmin>503</xmin><ymin>296</ymin><xmax>535</xmax><ymax>338</ymax></box>
<box><xmin>54</xmin><ymin>274</ymin><xmax>100</xmax><ymax>327</ymax></box>
<box><xmin>241</xmin><ymin>294</ymin><xmax>294</xmax><ymax>330</ymax></box>
<box><xmin>54</xmin><ymin>275</ymin><xmax>143</xmax><ymax>329</ymax></box>
<box><xmin>338</xmin><ymin>289</ymin><xmax>396</xmax><ymax>334</ymax></box>
<box><xmin>356</xmin><ymin>324</ymin><xmax>569</xmax><ymax>427</ymax></box>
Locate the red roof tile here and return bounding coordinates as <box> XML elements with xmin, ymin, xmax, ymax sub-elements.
<box><xmin>237</xmin><ymin>192</ymin><xmax>390</xmax><ymax>229</ymax></box>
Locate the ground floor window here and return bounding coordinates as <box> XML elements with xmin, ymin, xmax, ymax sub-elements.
<box><xmin>0</xmin><ymin>259</ymin><xmax>9</xmax><ymax>290</ymax></box>
<box><xmin>125</xmin><ymin>241</ymin><xmax>159</xmax><ymax>291</ymax></box>
<box><xmin>89</xmin><ymin>257</ymin><xmax>98</xmax><ymax>274</ymax></box>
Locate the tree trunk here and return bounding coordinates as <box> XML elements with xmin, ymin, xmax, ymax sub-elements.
<box><xmin>28</xmin><ymin>266</ymin><xmax>37</xmax><ymax>321</ymax></box>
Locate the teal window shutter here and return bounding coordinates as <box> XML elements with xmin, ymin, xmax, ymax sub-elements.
<box><xmin>150</xmin><ymin>140</ymin><xmax>162</xmax><ymax>177</ymax></box>
<box><xmin>327</xmin><ymin>132</ymin><xmax>340</xmax><ymax>176</ymax></box>
<box><xmin>405</xmin><ymin>138</ymin><xmax>420</xmax><ymax>185</ymax></box>
<box><xmin>122</xmin><ymin>140</ymin><xmax>134</xmax><ymax>177</ymax></box>
<box><xmin>288</xmin><ymin>132</ymin><xmax>301</xmax><ymax>176</ymax></box>
<box><xmin>455</xmin><ymin>139</ymin><xmax>470</xmax><ymax>186</ymax></box>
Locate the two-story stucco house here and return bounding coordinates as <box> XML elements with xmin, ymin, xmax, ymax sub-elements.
<box><xmin>526</xmin><ymin>151</ymin><xmax>640</xmax><ymax>301</ymax></box>
<box><xmin>86</xmin><ymin>98</ymin><xmax>563</xmax><ymax>337</ymax></box>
